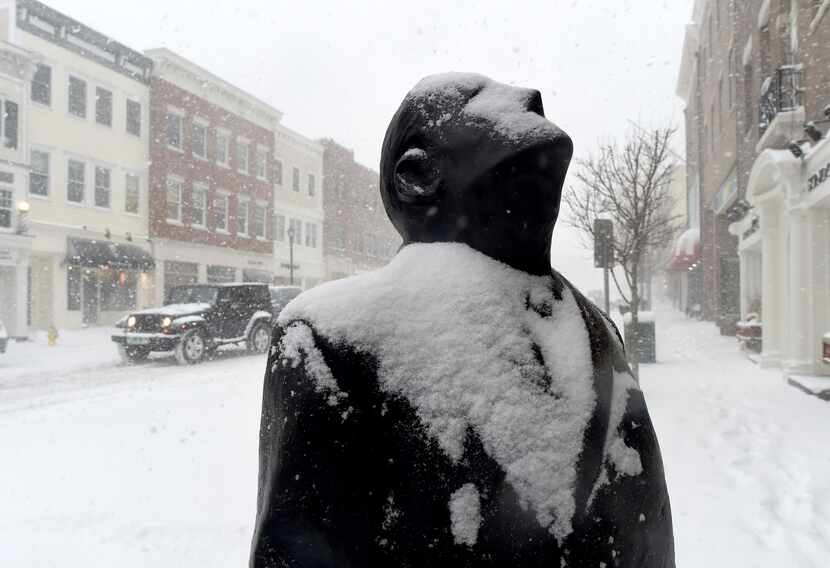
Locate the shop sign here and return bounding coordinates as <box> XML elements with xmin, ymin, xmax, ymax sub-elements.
<box><xmin>0</xmin><ymin>247</ymin><xmax>16</xmax><ymax>264</ymax></box>
<box><xmin>807</xmin><ymin>161</ymin><xmax>830</xmax><ymax>193</ymax></box>
<box><xmin>247</xmin><ymin>259</ymin><xmax>265</xmax><ymax>267</ymax></box>
<box><xmin>713</xmin><ymin>168</ymin><xmax>738</xmax><ymax>215</ymax></box>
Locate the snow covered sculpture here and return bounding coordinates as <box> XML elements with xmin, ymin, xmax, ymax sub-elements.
<box><xmin>251</xmin><ymin>73</ymin><xmax>674</xmax><ymax>567</ymax></box>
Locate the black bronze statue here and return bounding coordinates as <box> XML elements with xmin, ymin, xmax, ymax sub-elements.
<box><xmin>251</xmin><ymin>73</ymin><xmax>674</xmax><ymax>567</ymax></box>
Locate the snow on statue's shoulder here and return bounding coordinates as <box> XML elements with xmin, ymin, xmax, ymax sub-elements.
<box><xmin>278</xmin><ymin>243</ymin><xmax>598</xmax><ymax>543</ymax></box>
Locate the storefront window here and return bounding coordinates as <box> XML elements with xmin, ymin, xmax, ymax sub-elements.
<box><xmin>207</xmin><ymin>264</ymin><xmax>236</xmax><ymax>283</ymax></box>
<box><xmin>99</xmin><ymin>269</ymin><xmax>137</xmax><ymax>311</ymax></box>
<box><xmin>0</xmin><ymin>188</ymin><xmax>11</xmax><ymax>228</ymax></box>
<box><xmin>163</xmin><ymin>260</ymin><xmax>198</xmax><ymax>302</ymax></box>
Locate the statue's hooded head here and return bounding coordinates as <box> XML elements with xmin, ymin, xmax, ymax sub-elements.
<box><xmin>380</xmin><ymin>73</ymin><xmax>573</xmax><ymax>276</ymax></box>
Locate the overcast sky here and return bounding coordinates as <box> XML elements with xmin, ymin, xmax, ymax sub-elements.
<box><xmin>47</xmin><ymin>0</ymin><xmax>693</xmax><ymax>294</ymax></box>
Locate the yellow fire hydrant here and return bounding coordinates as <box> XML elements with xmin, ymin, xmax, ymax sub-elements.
<box><xmin>47</xmin><ymin>325</ymin><xmax>59</xmax><ymax>346</ymax></box>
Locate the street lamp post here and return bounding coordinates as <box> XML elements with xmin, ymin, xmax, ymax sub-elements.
<box><xmin>287</xmin><ymin>226</ymin><xmax>295</xmax><ymax>286</ymax></box>
<box><xmin>16</xmin><ymin>200</ymin><xmax>30</xmax><ymax>235</ymax></box>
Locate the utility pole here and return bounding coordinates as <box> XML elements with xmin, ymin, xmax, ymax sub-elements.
<box><xmin>287</xmin><ymin>226</ymin><xmax>295</xmax><ymax>286</ymax></box>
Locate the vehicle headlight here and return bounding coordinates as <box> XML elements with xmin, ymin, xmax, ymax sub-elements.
<box><xmin>161</xmin><ymin>317</ymin><xmax>172</xmax><ymax>328</ymax></box>
<box><xmin>127</xmin><ymin>316</ymin><xmax>136</xmax><ymax>328</ymax></box>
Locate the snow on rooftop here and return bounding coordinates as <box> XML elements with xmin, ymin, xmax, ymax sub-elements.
<box><xmin>279</xmin><ymin>242</ymin><xmax>597</xmax><ymax>541</ymax></box>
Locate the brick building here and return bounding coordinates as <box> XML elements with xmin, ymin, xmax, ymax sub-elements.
<box><xmin>320</xmin><ymin>139</ymin><xmax>399</xmax><ymax>279</ymax></box>
<box><xmin>677</xmin><ymin>0</ymin><xmax>742</xmax><ymax>331</ymax></box>
<box><xmin>678</xmin><ymin>0</ymin><xmax>830</xmax><ymax>377</ymax></box>
<box><xmin>145</xmin><ymin>48</ymin><xmax>280</xmax><ymax>302</ymax></box>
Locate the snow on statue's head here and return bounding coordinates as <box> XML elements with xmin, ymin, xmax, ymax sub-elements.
<box><xmin>381</xmin><ymin>72</ymin><xmax>573</xmax><ymax>275</ymax></box>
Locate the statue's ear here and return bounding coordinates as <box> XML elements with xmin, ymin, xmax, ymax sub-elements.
<box><xmin>393</xmin><ymin>148</ymin><xmax>442</xmax><ymax>204</ymax></box>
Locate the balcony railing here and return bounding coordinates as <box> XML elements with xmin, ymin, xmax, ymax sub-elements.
<box><xmin>759</xmin><ymin>65</ymin><xmax>803</xmax><ymax>136</ymax></box>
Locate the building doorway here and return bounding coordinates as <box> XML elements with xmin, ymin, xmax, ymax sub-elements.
<box><xmin>81</xmin><ymin>269</ymin><xmax>99</xmax><ymax>325</ymax></box>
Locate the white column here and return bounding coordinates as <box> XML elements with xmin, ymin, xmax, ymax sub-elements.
<box><xmin>786</xmin><ymin>209</ymin><xmax>810</xmax><ymax>372</ymax></box>
<box><xmin>806</xmin><ymin>208</ymin><xmax>830</xmax><ymax>374</ymax></box>
<box><xmin>738</xmin><ymin>250</ymin><xmax>750</xmax><ymax>319</ymax></box>
<box><xmin>14</xmin><ymin>257</ymin><xmax>29</xmax><ymax>338</ymax></box>
<box><xmin>759</xmin><ymin>200</ymin><xmax>781</xmax><ymax>367</ymax></box>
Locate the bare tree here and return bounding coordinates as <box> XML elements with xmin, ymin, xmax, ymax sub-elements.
<box><xmin>563</xmin><ymin>126</ymin><xmax>679</xmax><ymax>377</ymax></box>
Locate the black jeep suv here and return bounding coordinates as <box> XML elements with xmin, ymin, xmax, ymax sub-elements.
<box><xmin>112</xmin><ymin>283</ymin><xmax>275</xmax><ymax>365</ymax></box>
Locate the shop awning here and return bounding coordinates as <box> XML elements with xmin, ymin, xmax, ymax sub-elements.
<box><xmin>65</xmin><ymin>237</ymin><xmax>155</xmax><ymax>270</ymax></box>
<box><xmin>666</xmin><ymin>228</ymin><xmax>700</xmax><ymax>271</ymax></box>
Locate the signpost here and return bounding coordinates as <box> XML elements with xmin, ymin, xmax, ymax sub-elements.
<box><xmin>594</xmin><ymin>219</ymin><xmax>614</xmax><ymax>314</ymax></box>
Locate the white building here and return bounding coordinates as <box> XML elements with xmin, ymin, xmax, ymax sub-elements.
<box><xmin>732</xmin><ymin>138</ymin><xmax>830</xmax><ymax>380</ymax></box>
<box><xmin>1</xmin><ymin>0</ymin><xmax>154</xmax><ymax>330</ymax></box>
<box><xmin>272</xmin><ymin>125</ymin><xmax>324</xmax><ymax>289</ymax></box>
<box><xmin>0</xmin><ymin>40</ymin><xmax>34</xmax><ymax>338</ymax></box>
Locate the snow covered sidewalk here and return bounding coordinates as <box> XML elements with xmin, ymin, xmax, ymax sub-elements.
<box><xmin>640</xmin><ymin>307</ymin><xmax>830</xmax><ymax>568</ymax></box>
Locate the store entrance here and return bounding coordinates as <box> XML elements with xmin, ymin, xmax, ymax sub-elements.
<box><xmin>82</xmin><ymin>269</ymin><xmax>99</xmax><ymax>326</ymax></box>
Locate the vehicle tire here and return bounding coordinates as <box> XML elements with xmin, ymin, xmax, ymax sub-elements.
<box><xmin>118</xmin><ymin>344</ymin><xmax>150</xmax><ymax>364</ymax></box>
<box><xmin>175</xmin><ymin>328</ymin><xmax>207</xmax><ymax>365</ymax></box>
<box><xmin>248</xmin><ymin>321</ymin><xmax>272</xmax><ymax>354</ymax></box>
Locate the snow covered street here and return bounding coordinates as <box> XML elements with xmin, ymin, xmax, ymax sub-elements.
<box><xmin>1</xmin><ymin>308</ymin><xmax>829</xmax><ymax>567</ymax></box>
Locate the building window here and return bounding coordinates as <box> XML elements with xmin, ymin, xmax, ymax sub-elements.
<box><xmin>67</xmin><ymin>265</ymin><xmax>81</xmax><ymax>311</ymax></box>
<box><xmin>305</xmin><ymin>222</ymin><xmax>318</xmax><ymax>248</ymax></box>
<box><xmin>237</xmin><ymin>141</ymin><xmax>249</xmax><ymax>174</ymax></box>
<box><xmin>192</xmin><ymin>121</ymin><xmax>207</xmax><ymax>159</ymax></box>
<box><xmin>237</xmin><ymin>199</ymin><xmax>249</xmax><ymax>235</ymax></box>
<box><xmin>308</xmin><ymin>174</ymin><xmax>316</xmax><ymax>196</ymax></box>
<box><xmin>289</xmin><ymin>218</ymin><xmax>302</xmax><ymax>244</ymax></box>
<box><xmin>292</xmin><ymin>167</ymin><xmax>300</xmax><ymax>192</ymax></box>
<box><xmin>94</xmin><ymin>166</ymin><xmax>111</xmax><ymax>208</ymax></box>
<box><xmin>256</xmin><ymin>147</ymin><xmax>267</xmax><ymax>179</ymax></box>
<box><xmin>166</xmin><ymin>177</ymin><xmax>181</xmax><ymax>221</ymax></box>
<box><xmin>2</xmin><ymin>101</ymin><xmax>18</xmax><ymax>149</ymax></box>
<box><xmin>274</xmin><ymin>214</ymin><xmax>286</xmax><ymax>241</ymax></box>
<box><xmin>125</xmin><ymin>173</ymin><xmax>139</xmax><ymax>214</ymax></box>
<box><xmin>95</xmin><ymin>87</ymin><xmax>112</xmax><ymax>126</ymax></box>
<box><xmin>216</xmin><ymin>131</ymin><xmax>229</xmax><ymax>165</ymax></box>
<box><xmin>126</xmin><ymin>99</ymin><xmax>141</xmax><ymax>136</ymax></box>
<box><xmin>274</xmin><ymin>159</ymin><xmax>283</xmax><ymax>186</ymax></box>
<box><xmin>31</xmin><ymin>64</ymin><xmax>51</xmax><ymax>105</ymax></box>
<box><xmin>68</xmin><ymin>76</ymin><xmax>86</xmax><ymax>118</ymax></box>
<box><xmin>214</xmin><ymin>193</ymin><xmax>228</xmax><ymax>231</ymax></box>
<box><xmin>29</xmin><ymin>150</ymin><xmax>49</xmax><ymax>197</ymax></box>
<box><xmin>166</xmin><ymin>111</ymin><xmax>182</xmax><ymax>149</ymax></box>
<box><xmin>0</xmin><ymin>188</ymin><xmax>11</xmax><ymax>228</ymax></box>
<box><xmin>67</xmin><ymin>159</ymin><xmax>85</xmax><ymax>203</ymax></box>
<box><xmin>253</xmin><ymin>203</ymin><xmax>266</xmax><ymax>238</ymax></box>
<box><xmin>191</xmin><ymin>184</ymin><xmax>207</xmax><ymax>227</ymax></box>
